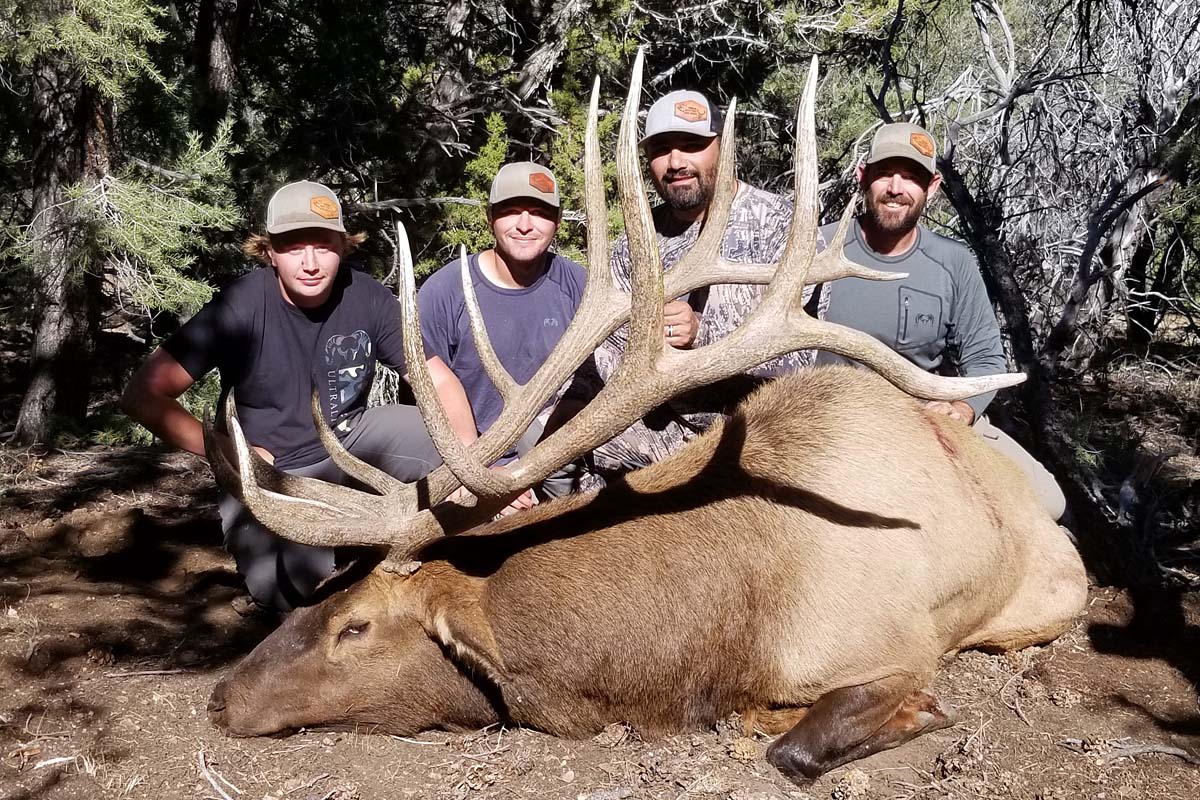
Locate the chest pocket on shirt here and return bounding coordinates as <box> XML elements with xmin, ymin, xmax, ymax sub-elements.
<box><xmin>896</xmin><ymin>287</ymin><xmax>943</xmax><ymax>350</ymax></box>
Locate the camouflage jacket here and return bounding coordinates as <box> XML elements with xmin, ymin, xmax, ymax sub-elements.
<box><xmin>565</xmin><ymin>182</ymin><xmax>829</xmax><ymax>476</ymax></box>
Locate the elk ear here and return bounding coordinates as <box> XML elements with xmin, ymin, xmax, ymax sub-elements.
<box><xmin>421</xmin><ymin>592</ymin><xmax>509</xmax><ymax>688</ymax></box>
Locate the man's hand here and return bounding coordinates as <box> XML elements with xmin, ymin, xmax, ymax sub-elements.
<box><xmin>663</xmin><ymin>299</ymin><xmax>700</xmax><ymax>349</ymax></box>
<box><xmin>496</xmin><ymin>489</ymin><xmax>538</xmax><ymax>518</ymax></box>
<box><xmin>447</xmin><ymin>469</ymin><xmax>540</xmax><ymax>518</ymax></box>
<box><xmin>925</xmin><ymin>399</ymin><xmax>976</xmax><ymax>425</ymax></box>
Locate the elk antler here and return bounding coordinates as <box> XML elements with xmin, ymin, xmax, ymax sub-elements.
<box><xmin>210</xmin><ymin>50</ymin><xmax>1025</xmax><ymax>559</ymax></box>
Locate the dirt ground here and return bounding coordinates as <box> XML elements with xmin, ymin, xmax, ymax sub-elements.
<box><xmin>2</xmin><ymin>449</ymin><xmax>1199</xmax><ymax>800</ymax></box>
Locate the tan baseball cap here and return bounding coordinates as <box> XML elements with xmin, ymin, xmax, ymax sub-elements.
<box><xmin>865</xmin><ymin>123</ymin><xmax>938</xmax><ymax>174</ymax></box>
<box><xmin>640</xmin><ymin>90</ymin><xmax>721</xmax><ymax>146</ymax></box>
<box><xmin>265</xmin><ymin>180</ymin><xmax>346</xmax><ymax>234</ymax></box>
<box><xmin>488</xmin><ymin>163</ymin><xmax>561</xmax><ymax>209</ymax></box>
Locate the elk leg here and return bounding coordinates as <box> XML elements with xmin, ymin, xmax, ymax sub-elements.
<box><xmin>766</xmin><ymin>677</ymin><xmax>956</xmax><ymax>784</ymax></box>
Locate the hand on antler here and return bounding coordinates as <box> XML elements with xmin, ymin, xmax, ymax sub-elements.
<box><xmin>663</xmin><ymin>299</ymin><xmax>699</xmax><ymax>348</ymax></box>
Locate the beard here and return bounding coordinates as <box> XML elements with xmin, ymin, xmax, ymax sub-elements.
<box><xmin>865</xmin><ymin>190</ymin><xmax>925</xmax><ymax>235</ymax></box>
<box><xmin>657</xmin><ymin>165</ymin><xmax>716</xmax><ymax>212</ymax></box>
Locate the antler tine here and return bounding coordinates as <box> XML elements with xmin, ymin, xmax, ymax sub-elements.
<box><xmin>616</xmin><ymin>47</ymin><xmax>666</xmax><ymax>362</ymax></box>
<box><xmin>659</xmin><ymin>95</ymin><xmax>741</xmax><ymax>286</ymax></box>
<box><xmin>805</xmin><ymin>195</ymin><xmax>910</xmax><ymax>284</ymax></box>
<box><xmin>458</xmin><ymin>243</ymin><xmax>517</xmax><ymax>404</ymax></box>
<box><xmin>584</xmin><ymin>75</ymin><xmax>612</xmax><ymax>283</ymax></box>
<box><xmin>763</xmin><ymin>55</ymin><xmax>821</xmax><ymax>306</ymax></box>
<box><xmin>396</xmin><ymin>223</ymin><xmax>517</xmax><ymax>498</ymax></box>
<box><xmin>217</xmin><ymin>393</ymin><xmax>415</xmax><ymax>548</ymax></box>
<box><xmin>307</xmin><ymin>390</ymin><xmax>410</xmax><ymax>496</ymax></box>
<box><xmin>203</xmin><ymin>404</ymin><xmax>275</xmax><ymax>494</ymax></box>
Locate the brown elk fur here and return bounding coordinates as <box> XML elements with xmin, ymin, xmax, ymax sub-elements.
<box><xmin>209</xmin><ymin>367</ymin><xmax>1086</xmax><ymax>780</ymax></box>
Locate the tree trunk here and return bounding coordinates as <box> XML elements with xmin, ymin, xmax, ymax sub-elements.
<box><xmin>514</xmin><ymin>0</ymin><xmax>590</xmax><ymax>100</ymax></box>
<box><xmin>13</xmin><ymin>58</ymin><xmax>111</xmax><ymax>445</ymax></box>
<box><xmin>1124</xmin><ymin>230</ymin><xmax>1157</xmax><ymax>348</ymax></box>
<box><xmin>409</xmin><ymin>0</ymin><xmax>474</xmax><ymax>194</ymax></box>
<box><xmin>192</xmin><ymin>0</ymin><xmax>254</xmax><ymax>141</ymax></box>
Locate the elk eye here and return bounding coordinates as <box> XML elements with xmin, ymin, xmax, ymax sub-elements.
<box><xmin>337</xmin><ymin>621</ymin><xmax>370</xmax><ymax>642</ymax></box>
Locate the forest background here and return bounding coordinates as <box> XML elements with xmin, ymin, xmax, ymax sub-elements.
<box><xmin>0</xmin><ymin>0</ymin><xmax>1197</xmax><ymax>594</ymax></box>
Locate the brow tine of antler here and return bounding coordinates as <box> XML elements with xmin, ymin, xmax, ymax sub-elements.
<box><xmin>458</xmin><ymin>243</ymin><xmax>516</xmax><ymax>403</ymax></box>
<box><xmin>307</xmin><ymin>390</ymin><xmax>410</xmax><ymax>496</ymax></box>
<box><xmin>220</xmin><ymin>393</ymin><xmax>416</xmax><ymax>547</ymax></box>
<box><xmin>616</xmin><ymin>47</ymin><xmax>666</xmax><ymax>361</ymax></box>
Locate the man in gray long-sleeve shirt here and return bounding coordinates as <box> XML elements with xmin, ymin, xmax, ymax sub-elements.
<box><xmin>821</xmin><ymin>122</ymin><xmax>1065</xmax><ymax>520</ymax></box>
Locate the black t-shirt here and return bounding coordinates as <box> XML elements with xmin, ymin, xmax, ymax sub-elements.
<box><xmin>164</xmin><ymin>265</ymin><xmax>408</xmax><ymax>470</ymax></box>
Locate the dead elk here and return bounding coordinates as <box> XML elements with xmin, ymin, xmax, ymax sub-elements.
<box><xmin>204</xmin><ymin>54</ymin><xmax>1087</xmax><ymax>784</ymax></box>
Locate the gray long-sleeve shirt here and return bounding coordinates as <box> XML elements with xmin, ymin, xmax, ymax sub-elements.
<box><xmin>818</xmin><ymin>220</ymin><xmax>1006</xmax><ymax>418</ymax></box>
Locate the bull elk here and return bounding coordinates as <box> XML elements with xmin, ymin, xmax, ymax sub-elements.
<box><xmin>204</xmin><ymin>53</ymin><xmax>1087</xmax><ymax>784</ymax></box>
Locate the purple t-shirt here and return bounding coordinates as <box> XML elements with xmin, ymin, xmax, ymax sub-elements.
<box><xmin>418</xmin><ymin>252</ymin><xmax>586</xmax><ymax>435</ymax></box>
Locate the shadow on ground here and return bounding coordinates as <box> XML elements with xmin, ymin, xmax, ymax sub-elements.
<box><xmin>1088</xmin><ymin>587</ymin><xmax>1200</xmax><ymax>743</ymax></box>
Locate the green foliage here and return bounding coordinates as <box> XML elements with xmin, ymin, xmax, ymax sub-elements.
<box><xmin>7</xmin><ymin>0</ymin><xmax>168</xmax><ymax>100</ymax></box>
<box><xmin>98</xmin><ymin>120</ymin><xmax>239</xmax><ymax>315</ymax></box>
<box><xmin>10</xmin><ymin>118</ymin><xmax>239</xmax><ymax>317</ymax></box>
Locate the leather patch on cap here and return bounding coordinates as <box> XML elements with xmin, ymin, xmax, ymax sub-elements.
<box><xmin>673</xmin><ymin>100</ymin><xmax>708</xmax><ymax>122</ymax></box>
<box><xmin>528</xmin><ymin>172</ymin><xmax>556</xmax><ymax>194</ymax></box>
<box><xmin>909</xmin><ymin>133</ymin><xmax>935</xmax><ymax>158</ymax></box>
<box><xmin>310</xmin><ymin>196</ymin><xmax>339</xmax><ymax>219</ymax></box>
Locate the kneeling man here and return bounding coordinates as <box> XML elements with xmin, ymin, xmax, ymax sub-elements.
<box><xmin>122</xmin><ymin>181</ymin><xmax>443</xmax><ymax>610</ymax></box>
<box><xmin>418</xmin><ymin>163</ymin><xmax>587</xmax><ymax>502</ymax></box>
<box><xmin>821</xmin><ymin>123</ymin><xmax>1066</xmax><ymax>520</ymax></box>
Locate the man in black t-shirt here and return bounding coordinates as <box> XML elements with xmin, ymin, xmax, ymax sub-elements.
<box><xmin>122</xmin><ymin>181</ymin><xmax>448</xmax><ymax>611</ymax></box>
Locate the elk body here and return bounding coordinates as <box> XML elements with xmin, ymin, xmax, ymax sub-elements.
<box><xmin>203</xmin><ymin>54</ymin><xmax>1087</xmax><ymax>782</ymax></box>
<box><xmin>209</xmin><ymin>367</ymin><xmax>1086</xmax><ymax>780</ymax></box>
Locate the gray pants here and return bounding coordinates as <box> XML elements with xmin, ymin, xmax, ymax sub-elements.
<box><xmin>220</xmin><ymin>404</ymin><xmax>441</xmax><ymax>611</ymax></box>
<box><xmin>974</xmin><ymin>415</ymin><xmax>1067</xmax><ymax>521</ymax></box>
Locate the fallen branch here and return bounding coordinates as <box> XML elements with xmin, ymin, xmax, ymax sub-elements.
<box><xmin>387</xmin><ymin>734</ymin><xmax>446</xmax><ymax>746</ymax></box>
<box><xmin>1059</xmin><ymin>737</ymin><xmax>1200</xmax><ymax>766</ymax></box>
<box><xmin>1102</xmin><ymin>742</ymin><xmax>1200</xmax><ymax>766</ymax></box>
<box><xmin>197</xmin><ymin>750</ymin><xmax>241</xmax><ymax>799</ymax></box>
<box><xmin>105</xmin><ymin>668</ymin><xmax>187</xmax><ymax>678</ymax></box>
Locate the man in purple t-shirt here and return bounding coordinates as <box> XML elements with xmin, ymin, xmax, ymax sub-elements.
<box><xmin>418</xmin><ymin>163</ymin><xmax>587</xmax><ymax>505</ymax></box>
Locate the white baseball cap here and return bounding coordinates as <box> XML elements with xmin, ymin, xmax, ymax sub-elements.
<box><xmin>640</xmin><ymin>90</ymin><xmax>721</xmax><ymax>146</ymax></box>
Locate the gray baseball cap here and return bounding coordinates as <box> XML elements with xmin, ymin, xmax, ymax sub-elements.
<box><xmin>265</xmin><ymin>180</ymin><xmax>346</xmax><ymax>234</ymax></box>
<box><xmin>865</xmin><ymin>123</ymin><xmax>938</xmax><ymax>174</ymax></box>
<box><xmin>488</xmin><ymin>162</ymin><xmax>561</xmax><ymax>209</ymax></box>
<box><xmin>640</xmin><ymin>90</ymin><xmax>721</xmax><ymax>146</ymax></box>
